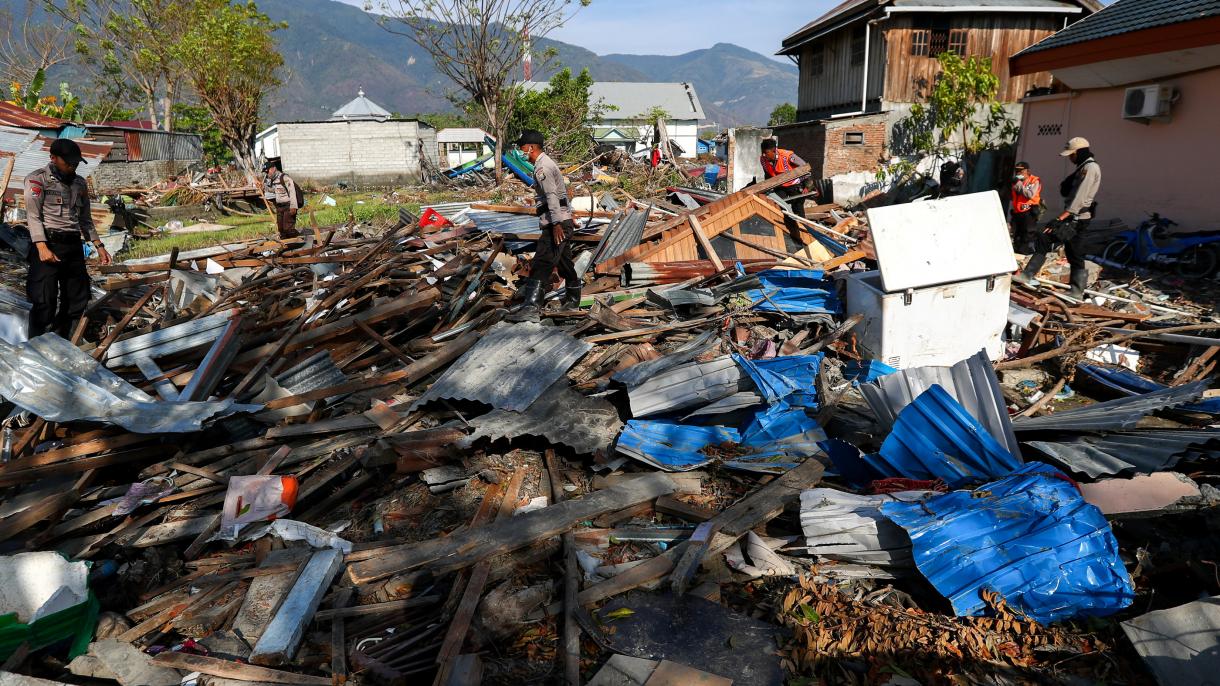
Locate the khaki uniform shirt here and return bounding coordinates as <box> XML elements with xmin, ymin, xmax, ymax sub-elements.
<box><xmin>1065</xmin><ymin>159</ymin><xmax>1101</xmax><ymax>220</ymax></box>
<box><xmin>531</xmin><ymin>153</ymin><xmax>572</xmax><ymax>226</ymax></box>
<box><xmin>265</xmin><ymin>169</ymin><xmax>299</xmax><ymax>210</ymax></box>
<box><xmin>24</xmin><ymin>163</ymin><xmax>97</xmax><ymax>243</ymax></box>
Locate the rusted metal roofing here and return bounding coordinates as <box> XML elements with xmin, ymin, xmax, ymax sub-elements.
<box><xmin>0</xmin><ymin>101</ymin><xmax>67</xmax><ymax>130</ymax></box>
<box><xmin>461</xmin><ymin>379</ymin><xmax>622</xmax><ymax>455</ymax></box>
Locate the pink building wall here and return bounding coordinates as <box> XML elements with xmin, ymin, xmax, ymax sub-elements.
<box><xmin>1016</xmin><ymin>67</ymin><xmax>1220</xmax><ymax>232</ymax></box>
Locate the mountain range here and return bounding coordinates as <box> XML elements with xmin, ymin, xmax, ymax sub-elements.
<box><xmin>7</xmin><ymin>0</ymin><xmax>797</xmax><ymax>127</ymax></box>
<box><xmin>252</xmin><ymin>0</ymin><xmax>797</xmax><ymax>127</ymax></box>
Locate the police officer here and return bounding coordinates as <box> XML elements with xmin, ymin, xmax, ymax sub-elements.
<box><xmin>1014</xmin><ymin>137</ymin><xmax>1101</xmax><ymax>299</ymax></box>
<box><xmin>263</xmin><ymin>158</ymin><xmax>300</xmax><ymax>239</ymax></box>
<box><xmin>25</xmin><ymin>138</ymin><xmax>110</xmax><ymax>339</ymax></box>
<box><xmin>512</xmin><ymin>130</ymin><xmax>580</xmax><ymax>319</ymax></box>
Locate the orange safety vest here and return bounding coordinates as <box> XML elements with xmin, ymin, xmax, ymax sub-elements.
<box><xmin>761</xmin><ymin>148</ymin><xmax>801</xmax><ymax>187</ymax></box>
<box><xmin>1011</xmin><ymin>173</ymin><xmax>1042</xmax><ymax>214</ymax></box>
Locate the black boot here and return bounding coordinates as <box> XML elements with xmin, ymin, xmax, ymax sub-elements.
<box><xmin>561</xmin><ymin>281</ymin><xmax>582</xmax><ymax>308</ymax></box>
<box><xmin>507</xmin><ymin>278</ymin><xmax>545</xmax><ymax>322</ymax></box>
<box><xmin>1067</xmin><ymin>268</ymin><xmax>1089</xmax><ymax>299</ymax></box>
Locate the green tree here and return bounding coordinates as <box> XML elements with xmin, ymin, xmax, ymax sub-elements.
<box><xmin>173</xmin><ymin>0</ymin><xmax>284</xmax><ymax>174</ymax></box>
<box><xmin>371</xmin><ymin>0</ymin><xmax>590</xmax><ymax>182</ymax></box>
<box><xmin>768</xmin><ymin>102</ymin><xmax>796</xmax><ymax>127</ymax></box>
<box><xmin>173</xmin><ymin>103</ymin><xmax>232</xmax><ymax>165</ymax></box>
<box><xmin>509</xmin><ymin>68</ymin><xmax>599</xmax><ymax>161</ymax></box>
<box><xmin>44</xmin><ymin>0</ymin><xmax>193</xmax><ymax>130</ymax></box>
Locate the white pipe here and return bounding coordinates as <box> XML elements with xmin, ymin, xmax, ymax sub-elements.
<box><xmin>860</xmin><ymin>21</ymin><xmax>871</xmax><ymax>113</ymax></box>
<box><xmin>886</xmin><ymin>5</ymin><xmax>1081</xmax><ymax>13</ymax></box>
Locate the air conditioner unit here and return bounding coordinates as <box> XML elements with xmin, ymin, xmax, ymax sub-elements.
<box><xmin>1122</xmin><ymin>85</ymin><xmax>1173</xmax><ymax>119</ymax></box>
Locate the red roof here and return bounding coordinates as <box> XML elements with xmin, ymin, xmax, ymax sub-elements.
<box><xmin>0</xmin><ymin>101</ymin><xmax>68</xmax><ymax>129</ymax></box>
<box><xmin>96</xmin><ymin>119</ymin><xmax>156</xmax><ymax>130</ymax></box>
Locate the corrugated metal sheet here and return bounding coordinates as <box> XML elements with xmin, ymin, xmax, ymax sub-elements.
<box><xmin>868</xmin><ymin>384</ymin><xmax>1022</xmax><ymax>487</ymax></box>
<box><xmin>1025</xmin><ymin>429</ymin><xmax>1220</xmax><ymax>479</ymax></box>
<box><xmin>468</xmin><ymin>210</ymin><xmax>543</xmax><ymax>235</ymax></box>
<box><xmin>859</xmin><ymin>350</ymin><xmax>1021</xmax><ymax>458</ymax></box>
<box><xmin>615</xmin><ymin>419</ymin><xmax>810</xmax><ymax>474</ymax></box>
<box><xmin>593</xmin><ymin>208</ymin><xmax>648</xmax><ymax>265</ymax></box>
<box><xmin>1122</xmin><ymin>595</ymin><xmax>1220</xmax><ymax>686</ymax></box>
<box><xmin>0</xmin><ymin>101</ymin><xmax>67</xmax><ymax>129</ymax></box>
<box><xmin>0</xmin><ymin>333</ymin><xmax>257</xmax><ymax>433</ymax></box>
<box><xmin>462</xmin><ymin>379</ymin><xmax>621</xmax><ymax>455</ymax></box>
<box><xmin>626</xmin><ymin>355</ymin><xmax>743</xmax><ymax>417</ymax></box>
<box><xmin>275</xmin><ymin>351</ymin><xmax>348</xmax><ymax>398</ymax></box>
<box><xmin>0</xmin><ymin>126</ymin><xmax>111</xmax><ymax>202</ymax></box>
<box><xmin>882</xmin><ymin>462</ymin><xmax>1135</xmax><ymax>624</ymax></box>
<box><xmin>611</xmin><ymin>329</ymin><xmax>718</xmax><ymax>388</ymax></box>
<box><xmin>748</xmin><ymin>269</ymin><xmax>841</xmax><ymax>315</ymax></box>
<box><xmin>1012</xmin><ymin>380</ymin><xmax>1211</xmax><ymax>433</ymax></box>
<box><xmin>132</xmin><ymin>130</ymin><xmax>203</xmax><ymax>161</ymax></box>
<box><xmin>411</xmin><ymin>321</ymin><xmax>591</xmax><ymax>412</ymax></box>
<box><xmin>799</xmin><ymin>488</ymin><xmax>930</xmax><ymax>566</ymax></box>
<box><xmin>1076</xmin><ymin>362</ymin><xmax>1220</xmax><ymax>415</ymax></box>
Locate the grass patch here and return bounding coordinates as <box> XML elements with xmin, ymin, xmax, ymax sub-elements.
<box><xmin>123</xmin><ymin>194</ymin><xmax>419</xmax><ymax>260</ymax></box>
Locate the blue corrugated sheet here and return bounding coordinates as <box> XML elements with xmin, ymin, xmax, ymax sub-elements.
<box><xmin>615</xmin><ymin>419</ymin><xmax>808</xmax><ymax>473</ymax></box>
<box><xmin>747</xmin><ymin>269</ymin><xmax>841</xmax><ymax>315</ymax></box>
<box><xmin>1076</xmin><ymin>363</ymin><xmax>1220</xmax><ymax>415</ymax></box>
<box><xmin>867</xmin><ymin>385</ymin><xmax>1021</xmax><ymax>487</ymax></box>
<box><xmin>844</xmin><ymin>359</ymin><xmax>898</xmax><ymax>384</ymax></box>
<box><xmin>734</xmin><ymin>353</ymin><xmax>822</xmax><ymax>407</ymax></box>
<box><xmin>882</xmin><ymin>462</ymin><xmax>1135</xmax><ymax>624</ymax></box>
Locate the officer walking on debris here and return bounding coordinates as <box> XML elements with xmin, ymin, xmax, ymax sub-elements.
<box><xmin>263</xmin><ymin>158</ymin><xmax>301</xmax><ymax>240</ymax></box>
<box><xmin>510</xmin><ymin>129</ymin><xmax>580</xmax><ymax>321</ymax></box>
<box><xmin>1014</xmin><ymin>137</ymin><xmax>1102</xmax><ymax>299</ymax></box>
<box><xmin>24</xmin><ymin>138</ymin><xmax>110</xmax><ymax>338</ymax></box>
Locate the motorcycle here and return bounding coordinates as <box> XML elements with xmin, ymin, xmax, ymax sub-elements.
<box><xmin>1100</xmin><ymin>213</ymin><xmax>1220</xmax><ymax>278</ymax></box>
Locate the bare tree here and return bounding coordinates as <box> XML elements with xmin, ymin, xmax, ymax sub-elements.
<box><xmin>369</xmin><ymin>0</ymin><xmax>589</xmax><ymax>182</ymax></box>
<box><xmin>0</xmin><ymin>4</ymin><xmax>72</xmax><ymax>87</ymax></box>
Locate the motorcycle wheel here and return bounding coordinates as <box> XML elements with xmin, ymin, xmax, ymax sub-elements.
<box><xmin>1176</xmin><ymin>246</ymin><xmax>1219</xmax><ymax>279</ymax></box>
<box><xmin>1102</xmin><ymin>240</ymin><xmax>1135</xmax><ymax>266</ymax></box>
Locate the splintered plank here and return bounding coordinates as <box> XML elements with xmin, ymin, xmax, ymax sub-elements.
<box><xmin>347</xmin><ymin>473</ymin><xmax>677</xmax><ymax>585</ymax></box>
<box><xmin>151</xmin><ymin>653</ymin><xmax>331</xmax><ymax>685</ymax></box>
<box><xmin>250</xmin><ymin>548</ymin><xmax>344</xmax><ymax>666</ymax></box>
<box><xmin>232</xmin><ymin>548</ymin><xmax>311</xmax><ymax>643</ymax></box>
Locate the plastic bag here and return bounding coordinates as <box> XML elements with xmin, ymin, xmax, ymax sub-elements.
<box><xmin>219</xmin><ymin>475</ymin><xmax>298</xmax><ymax>539</ymax></box>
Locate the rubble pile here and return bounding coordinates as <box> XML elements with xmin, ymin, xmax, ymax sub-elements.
<box><xmin>0</xmin><ymin>160</ymin><xmax>1215</xmax><ymax>686</ymax></box>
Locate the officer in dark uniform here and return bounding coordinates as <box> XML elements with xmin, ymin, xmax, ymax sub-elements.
<box><xmin>25</xmin><ymin>138</ymin><xmax>110</xmax><ymax>338</ymax></box>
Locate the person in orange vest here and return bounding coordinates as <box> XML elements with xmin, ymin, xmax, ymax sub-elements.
<box><xmin>1009</xmin><ymin>161</ymin><xmax>1042</xmax><ymax>252</ymax></box>
<box><xmin>760</xmin><ymin>138</ymin><xmax>813</xmax><ymax>242</ymax></box>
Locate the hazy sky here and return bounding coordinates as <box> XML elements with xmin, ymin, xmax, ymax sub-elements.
<box><xmin>336</xmin><ymin>0</ymin><xmax>839</xmax><ymax>60</ymax></box>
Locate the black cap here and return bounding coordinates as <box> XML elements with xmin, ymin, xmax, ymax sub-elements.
<box><xmin>263</xmin><ymin>157</ymin><xmax>282</xmax><ymax>171</ymax></box>
<box><xmin>760</xmin><ymin>138</ymin><xmax>777</xmax><ymax>152</ymax></box>
<box><xmin>49</xmin><ymin>138</ymin><xmax>86</xmax><ymax>164</ymax></box>
<box><xmin>515</xmin><ymin>129</ymin><xmax>544</xmax><ymax>147</ymax></box>
<box><xmin>1015</xmin><ymin>161</ymin><xmax>1030</xmax><ymax>170</ymax></box>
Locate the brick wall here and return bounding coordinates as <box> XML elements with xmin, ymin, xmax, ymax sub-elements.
<box><xmin>91</xmin><ymin>159</ymin><xmax>199</xmax><ymax>193</ymax></box>
<box><xmin>822</xmin><ymin>115</ymin><xmax>888</xmax><ymax>178</ymax></box>
<box><xmin>277</xmin><ymin>120</ymin><xmax>439</xmax><ymax>187</ymax></box>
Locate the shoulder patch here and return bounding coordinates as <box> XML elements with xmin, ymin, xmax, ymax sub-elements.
<box><xmin>28</xmin><ymin>181</ymin><xmax>42</xmax><ymax>196</ymax></box>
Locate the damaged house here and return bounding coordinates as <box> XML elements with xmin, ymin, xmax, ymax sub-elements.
<box><xmin>772</xmin><ymin>0</ymin><xmax>1102</xmax><ymax>180</ymax></box>
<box><xmin>255</xmin><ymin>89</ymin><xmax>440</xmax><ymax>187</ymax></box>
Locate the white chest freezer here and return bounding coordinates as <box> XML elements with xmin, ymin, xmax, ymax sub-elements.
<box><xmin>845</xmin><ymin>191</ymin><xmax>1017</xmax><ymax>369</ymax></box>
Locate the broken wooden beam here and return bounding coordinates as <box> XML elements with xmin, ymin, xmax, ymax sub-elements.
<box><xmin>250</xmin><ymin>548</ymin><xmax>345</xmax><ymax>666</ymax></box>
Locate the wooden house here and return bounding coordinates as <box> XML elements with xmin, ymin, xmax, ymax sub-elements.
<box><xmin>772</xmin><ymin>0</ymin><xmax>1101</xmax><ymax>179</ymax></box>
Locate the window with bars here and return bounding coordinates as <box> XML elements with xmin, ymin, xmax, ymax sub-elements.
<box><xmin>851</xmin><ymin>27</ymin><xmax>866</xmax><ymax>66</ymax></box>
<box><xmin>808</xmin><ymin>44</ymin><xmax>824</xmax><ymax>76</ymax></box>
<box><xmin>911</xmin><ymin>19</ymin><xmax>967</xmax><ymax>57</ymax></box>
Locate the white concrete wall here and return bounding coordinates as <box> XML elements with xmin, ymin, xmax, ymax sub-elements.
<box><xmin>595</xmin><ymin>118</ymin><xmax>701</xmax><ymax>158</ymax></box>
<box><xmin>276</xmin><ymin>120</ymin><xmax>439</xmax><ymax>186</ymax></box>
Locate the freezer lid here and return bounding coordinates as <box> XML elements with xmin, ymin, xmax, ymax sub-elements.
<box><xmin>865</xmin><ymin>191</ymin><xmax>1018</xmax><ymax>292</ymax></box>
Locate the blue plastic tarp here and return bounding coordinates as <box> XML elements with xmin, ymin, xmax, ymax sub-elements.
<box><xmin>866</xmin><ymin>384</ymin><xmax>1021</xmax><ymax>487</ymax></box>
<box><xmin>747</xmin><ymin>269</ymin><xmax>841</xmax><ymax>315</ymax></box>
<box><xmin>882</xmin><ymin>462</ymin><xmax>1135</xmax><ymax>624</ymax></box>
<box><xmin>1077</xmin><ymin>362</ymin><xmax>1220</xmax><ymax>415</ymax></box>
<box><xmin>615</xmin><ymin>419</ymin><xmax>809</xmax><ymax>474</ymax></box>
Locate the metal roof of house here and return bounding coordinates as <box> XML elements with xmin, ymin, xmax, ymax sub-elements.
<box><xmin>0</xmin><ymin>101</ymin><xmax>67</xmax><ymax>130</ymax></box>
<box><xmin>781</xmin><ymin>0</ymin><xmax>1098</xmax><ymax>52</ymax></box>
<box><xmin>436</xmin><ymin>127</ymin><xmax>489</xmax><ymax>143</ymax></box>
<box><xmin>330</xmin><ymin>88</ymin><xmax>391</xmax><ymax>121</ymax></box>
<box><xmin>585</xmin><ymin>82</ymin><xmax>705</xmax><ymax>120</ymax></box>
<box><xmin>1017</xmin><ymin>0</ymin><xmax>1220</xmax><ymax>57</ymax></box>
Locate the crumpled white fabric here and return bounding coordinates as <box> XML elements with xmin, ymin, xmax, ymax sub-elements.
<box><xmin>724</xmin><ymin>531</ymin><xmax>796</xmax><ymax>579</ymax></box>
